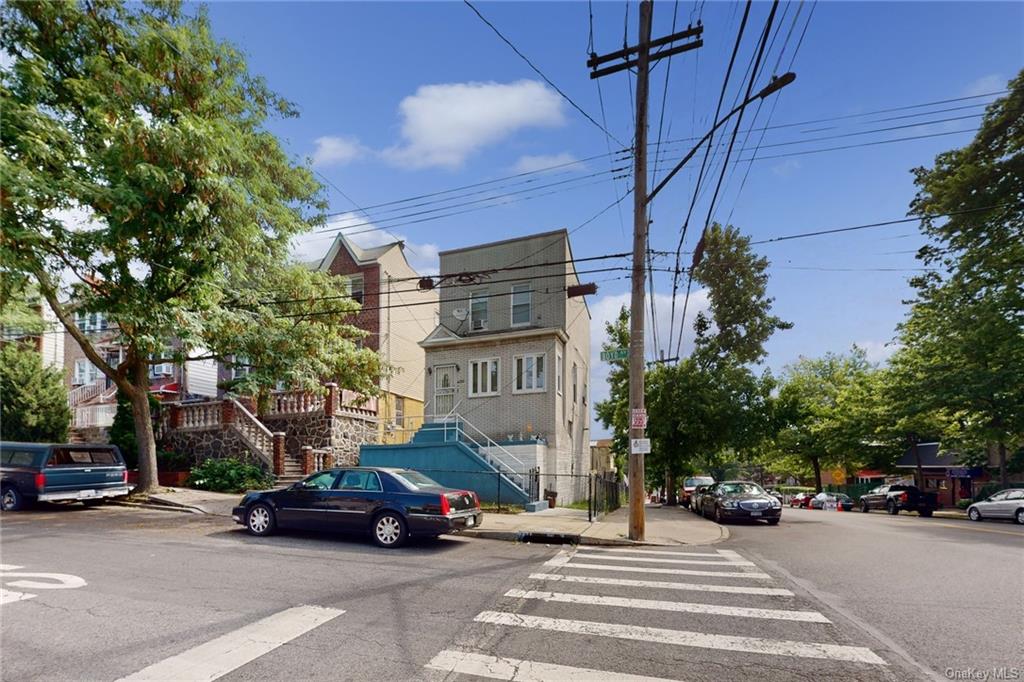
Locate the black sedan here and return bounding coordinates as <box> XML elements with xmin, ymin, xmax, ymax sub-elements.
<box><xmin>699</xmin><ymin>481</ymin><xmax>782</xmax><ymax>525</ymax></box>
<box><xmin>232</xmin><ymin>467</ymin><xmax>482</xmax><ymax>548</ymax></box>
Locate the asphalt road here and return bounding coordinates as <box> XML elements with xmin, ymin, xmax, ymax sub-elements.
<box><xmin>722</xmin><ymin>506</ymin><xmax>1024</xmax><ymax>681</ymax></box>
<box><xmin>2</xmin><ymin>503</ymin><xmax>1021</xmax><ymax>681</ymax></box>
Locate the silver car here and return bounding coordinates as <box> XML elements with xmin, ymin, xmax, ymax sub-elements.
<box><xmin>966</xmin><ymin>488</ymin><xmax>1024</xmax><ymax>524</ymax></box>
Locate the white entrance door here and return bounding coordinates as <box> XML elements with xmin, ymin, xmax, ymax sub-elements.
<box><xmin>433</xmin><ymin>365</ymin><xmax>456</xmax><ymax>417</ymax></box>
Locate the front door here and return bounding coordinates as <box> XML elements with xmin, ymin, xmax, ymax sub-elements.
<box><xmin>433</xmin><ymin>364</ymin><xmax>456</xmax><ymax>417</ymax></box>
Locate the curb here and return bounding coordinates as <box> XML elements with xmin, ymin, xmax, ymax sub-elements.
<box><xmin>460</xmin><ymin>523</ymin><xmax>728</xmax><ymax>547</ymax></box>
<box><xmin>107</xmin><ymin>500</ymin><xmax>204</xmax><ymax>515</ymax></box>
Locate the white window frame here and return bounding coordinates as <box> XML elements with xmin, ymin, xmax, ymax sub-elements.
<box><xmin>468</xmin><ymin>358</ymin><xmax>500</xmax><ymax>397</ymax></box>
<box><xmin>232</xmin><ymin>355</ymin><xmax>253</xmax><ymax>380</ymax></box>
<box><xmin>73</xmin><ymin>359</ymin><xmax>100</xmax><ymax>385</ymax></box>
<box><xmin>555</xmin><ymin>349</ymin><xmax>563</xmax><ymax>396</ymax></box>
<box><xmin>470</xmin><ymin>291</ymin><xmax>489</xmax><ymax>331</ymax></box>
<box><xmin>510</xmin><ymin>283</ymin><xmax>531</xmax><ymax>327</ymax></box>
<box><xmin>513</xmin><ymin>353</ymin><xmax>546</xmax><ymax>394</ymax></box>
<box><xmin>348</xmin><ymin>274</ymin><xmax>364</xmax><ymax>305</ymax></box>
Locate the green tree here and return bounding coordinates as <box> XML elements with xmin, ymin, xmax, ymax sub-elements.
<box><xmin>1</xmin><ymin>2</ymin><xmax>380</xmax><ymax>492</ymax></box>
<box><xmin>0</xmin><ymin>342</ymin><xmax>71</xmax><ymax>442</ymax></box>
<box><xmin>594</xmin><ymin>306</ymin><xmax>630</xmax><ymax>475</ymax></box>
<box><xmin>895</xmin><ymin>71</ymin><xmax>1024</xmax><ymax>484</ymax></box>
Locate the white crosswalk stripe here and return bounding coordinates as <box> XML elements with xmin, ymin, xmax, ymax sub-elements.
<box><xmin>425</xmin><ymin>545</ymin><xmax>888</xmax><ymax>679</ymax></box>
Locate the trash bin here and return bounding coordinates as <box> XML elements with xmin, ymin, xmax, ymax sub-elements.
<box><xmin>544</xmin><ymin>489</ymin><xmax>558</xmax><ymax>508</ymax></box>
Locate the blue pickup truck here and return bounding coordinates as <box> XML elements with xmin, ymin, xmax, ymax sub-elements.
<box><xmin>1</xmin><ymin>442</ymin><xmax>130</xmax><ymax>511</ymax></box>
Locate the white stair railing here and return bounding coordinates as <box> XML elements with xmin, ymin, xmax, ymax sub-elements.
<box><xmin>230</xmin><ymin>399</ymin><xmax>275</xmax><ymax>468</ymax></box>
<box><xmin>68</xmin><ymin>378</ymin><xmax>106</xmax><ymax>407</ymax></box>
<box><xmin>448</xmin><ymin>414</ymin><xmax>528</xmax><ymax>492</ymax></box>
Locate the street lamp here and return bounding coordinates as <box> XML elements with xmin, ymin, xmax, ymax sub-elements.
<box><xmin>646</xmin><ymin>72</ymin><xmax>796</xmax><ymax>205</ymax></box>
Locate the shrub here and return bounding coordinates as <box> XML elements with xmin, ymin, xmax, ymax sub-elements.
<box><xmin>0</xmin><ymin>343</ymin><xmax>70</xmax><ymax>442</ymax></box>
<box><xmin>157</xmin><ymin>450</ymin><xmax>191</xmax><ymax>472</ymax></box>
<box><xmin>187</xmin><ymin>458</ymin><xmax>274</xmax><ymax>493</ymax></box>
<box><xmin>956</xmin><ymin>499</ymin><xmax>972</xmax><ymax>510</ymax></box>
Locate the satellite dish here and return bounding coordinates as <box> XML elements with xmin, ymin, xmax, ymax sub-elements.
<box><xmin>452</xmin><ymin>308</ymin><xmax>468</xmax><ymax>321</ymax></box>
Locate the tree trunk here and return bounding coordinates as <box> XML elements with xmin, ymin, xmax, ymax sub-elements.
<box><xmin>665</xmin><ymin>469</ymin><xmax>677</xmax><ymax>506</ymax></box>
<box><xmin>811</xmin><ymin>456</ymin><xmax>822</xmax><ymax>492</ymax></box>
<box><xmin>129</xmin><ymin>362</ymin><xmax>159</xmax><ymax>494</ymax></box>
<box><xmin>998</xmin><ymin>442</ymin><xmax>1008</xmax><ymax>486</ymax></box>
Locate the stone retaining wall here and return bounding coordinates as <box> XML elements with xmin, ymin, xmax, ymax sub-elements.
<box><xmin>161</xmin><ymin>428</ymin><xmax>268</xmax><ymax>469</ymax></box>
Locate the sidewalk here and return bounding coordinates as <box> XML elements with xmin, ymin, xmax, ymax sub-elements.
<box><xmin>462</xmin><ymin>503</ymin><xmax>727</xmax><ymax>546</ymax></box>
<box><xmin>125</xmin><ymin>487</ymin><xmax>241</xmax><ymax>517</ymax></box>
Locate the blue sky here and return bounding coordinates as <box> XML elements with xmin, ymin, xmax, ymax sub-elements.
<box><xmin>197</xmin><ymin>1</ymin><xmax>1022</xmax><ymax>437</ymax></box>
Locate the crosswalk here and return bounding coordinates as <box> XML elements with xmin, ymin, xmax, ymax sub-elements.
<box><xmin>426</xmin><ymin>545</ymin><xmax>891</xmax><ymax>681</ymax></box>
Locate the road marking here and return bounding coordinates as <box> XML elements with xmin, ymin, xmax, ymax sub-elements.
<box><xmin>0</xmin><ymin>571</ymin><xmax>87</xmax><ymax>590</ymax></box>
<box><xmin>505</xmin><ymin>589</ymin><xmax>829</xmax><ymax>622</ymax></box>
<box><xmin>118</xmin><ymin>605</ymin><xmax>344</xmax><ymax>682</ymax></box>
<box><xmin>549</xmin><ymin>559</ymin><xmax>773</xmax><ymax>580</ymax></box>
<box><xmin>567</xmin><ymin>553</ymin><xmax>756</xmax><ymax>567</ymax></box>
<box><xmin>425</xmin><ymin>649</ymin><xmax>677</xmax><ymax>681</ymax></box>
<box><xmin>926</xmin><ymin>522</ymin><xmax>1024</xmax><ymax>537</ymax></box>
<box><xmin>474</xmin><ymin>612</ymin><xmax>886</xmax><ymax>665</ymax></box>
<box><xmin>576</xmin><ymin>546</ymin><xmax>726</xmax><ymax>558</ymax></box>
<box><xmin>0</xmin><ymin>588</ymin><xmax>37</xmax><ymax>605</ymax></box>
<box><xmin>529</xmin><ymin>573</ymin><xmax>795</xmax><ymax>596</ymax></box>
<box><xmin>716</xmin><ymin>549</ymin><xmax>745</xmax><ymax>560</ymax></box>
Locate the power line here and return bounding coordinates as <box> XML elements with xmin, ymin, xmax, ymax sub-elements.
<box><xmin>463</xmin><ymin>0</ymin><xmax>626</xmax><ymax>147</ymax></box>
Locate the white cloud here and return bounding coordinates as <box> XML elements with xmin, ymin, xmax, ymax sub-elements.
<box><xmin>312</xmin><ymin>135</ymin><xmax>368</xmax><ymax>167</ymax></box>
<box><xmin>512</xmin><ymin>152</ymin><xmax>586</xmax><ymax>174</ymax></box>
<box><xmin>855</xmin><ymin>340</ymin><xmax>901</xmax><ymax>364</ymax></box>
<box><xmin>291</xmin><ymin>212</ymin><xmax>440</xmax><ymax>276</ymax></box>
<box><xmin>381</xmin><ymin>80</ymin><xmax>565</xmax><ymax>169</ymax></box>
<box><xmin>770</xmin><ymin>159</ymin><xmax>801</xmax><ymax>178</ymax></box>
<box><xmin>588</xmin><ymin>289</ymin><xmax>710</xmax><ymax>438</ymax></box>
<box><xmin>963</xmin><ymin>74</ymin><xmax>1004</xmax><ymax>98</ymax></box>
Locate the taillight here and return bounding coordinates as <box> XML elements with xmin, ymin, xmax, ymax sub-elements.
<box><xmin>122</xmin><ymin>470</ymin><xmax>128</xmax><ymax>484</ymax></box>
<box><xmin>35</xmin><ymin>472</ymin><xmax>46</xmax><ymax>491</ymax></box>
<box><xmin>899</xmin><ymin>492</ymin><xmax>908</xmax><ymax>502</ymax></box>
<box><xmin>472</xmin><ymin>491</ymin><xmax>480</xmax><ymax>508</ymax></box>
<box><xmin>440</xmin><ymin>494</ymin><xmax>451</xmax><ymax>515</ymax></box>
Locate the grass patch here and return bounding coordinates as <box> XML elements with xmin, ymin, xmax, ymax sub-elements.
<box><xmin>480</xmin><ymin>503</ymin><xmax>524</xmax><ymax>514</ymax></box>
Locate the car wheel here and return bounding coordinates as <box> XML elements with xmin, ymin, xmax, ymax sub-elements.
<box><xmin>246</xmin><ymin>503</ymin><xmax>277</xmax><ymax>536</ymax></box>
<box><xmin>767</xmin><ymin>518</ymin><xmax>780</xmax><ymax>525</ymax></box>
<box><xmin>372</xmin><ymin>511</ymin><xmax>408</xmax><ymax>548</ymax></box>
<box><xmin>886</xmin><ymin>501</ymin><xmax>899</xmax><ymax>515</ymax></box>
<box><xmin>919</xmin><ymin>509</ymin><xmax>933</xmax><ymax>518</ymax></box>
<box><xmin>861</xmin><ymin>502</ymin><xmax>870</xmax><ymax>513</ymax></box>
<box><xmin>1</xmin><ymin>486</ymin><xmax>25</xmax><ymax>512</ymax></box>
<box><xmin>968</xmin><ymin>507</ymin><xmax>982</xmax><ymax>522</ymax></box>
<box><xmin>1015</xmin><ymin>508</ymin><xmax>1024</xmax><ymax>525</ymax></box>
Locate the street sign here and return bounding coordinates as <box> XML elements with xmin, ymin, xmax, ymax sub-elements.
<box><xmin>630</xmin><ymin>438</ymin><xmax>651</xmax><ymax>454</ymax></box>
<box><xmin>630</xmin><ymin>409</ymin><xmax>648</xmax><ymax>429</ymax></box>
<box><xmin>600</xmin><ymin>348</ymin><xmax>629</xmax><ymax>362</ymax></box>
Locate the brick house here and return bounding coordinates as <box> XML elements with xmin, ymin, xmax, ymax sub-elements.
<box><xmin>309</xmin><ymin>234</ymin><xmax>438</xmax><ymax>443</ymax></box>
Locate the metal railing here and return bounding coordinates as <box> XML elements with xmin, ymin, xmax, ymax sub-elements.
<box><xmin>231</xmin><ymin>399</ymin><xmax>275</xmax><ymax>468</ymax></box>
<box><xmin>73</xmin><ymin>403</ymin><xmax>117</xmax><ymax>428</ymax></box>
<box><xmin>68</xmin><ymin>378</ymin><xmax>105</xmax><ymax>407</ymax></box>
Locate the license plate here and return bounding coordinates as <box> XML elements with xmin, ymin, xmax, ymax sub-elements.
<box><xmin>750</xmin><ymin>511</ymin><xmax>762</xmax><ymax>517</ymax></box>
<box><xmin>78</xmin><ymin>490</ymin><xmax>98</xmax><ymax>499</ymax></box>
<box><xmin>466</xmin><ymin>516</ymin><xmax>475</xmax><ymax>527</ymax></box>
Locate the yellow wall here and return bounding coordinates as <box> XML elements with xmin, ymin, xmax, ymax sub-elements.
<box><xmin>377</xmin><ymin>391</ymin><xmax>425</xmax><ymax>445</ymax></box>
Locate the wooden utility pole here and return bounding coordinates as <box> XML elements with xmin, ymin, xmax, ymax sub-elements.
<box><xmin>588</xmin><ymin>1</ymin><xmax>703</xmax><ymax>541</ymax></box>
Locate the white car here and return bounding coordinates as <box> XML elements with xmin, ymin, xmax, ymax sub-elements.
<box><xmin>966</xmin><ymin>488</ymin><xmax>1024</xmax><ymax>524</ymax></box>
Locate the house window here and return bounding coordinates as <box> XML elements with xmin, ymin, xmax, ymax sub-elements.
<box><xmin>513</xmin><ymin>353</ymin><xmax>546</xmax><ymax>393</ymax></box>
<box><xmin>74</xmin><ymin>312</ymin><xmax>106</xmax><ymax>333</ymax></box>
<box><xmin>348</xmin><ymin>275</ymin><xmax>364</xmax><ymax>305</ymax></box>
<box><xmin>73</xmin><ymin>359</ymin><xmax>101</xmax><ymax>385</ymax></box>
<box><xmin>469</xmin><ymin>358</ymin><xmax>500</xmax><ymax>397</ymax></box>
<box><xmin>394</xmin><ymin>396</ymin><xmax>405</xmax><ymax>428</ymax></box>
<box><xmin>470</xmin><ymin>291</ymin><xmax>488</xmax><ymax>331</ymax></box>
<box><xmin>555</xmin><ymin>350</ymin><xmax>563</xmax><ymax>395</ymax></box>
<box><xmin>511</xmin><ymin>284</ymin><xmax>531</xmax><ymax>326</ymax></box>
<box><xmin>232</xmin><ymin>355</ymin><xmax>253</xmax><ymax>380</ymax></box>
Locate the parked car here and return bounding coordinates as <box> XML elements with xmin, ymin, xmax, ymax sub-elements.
<box><xmin>232</xmin><ymin>467</ymin><xmax>483</xmax><ymax>548</ymax></box>
<box><xmin>789</xmin><ymin>492</ymin><xmax>814</xmax><ymax>508</ymax></box>
<box><xmin>691</xmin><ymin>484</ymin><xmax>713</xmax><ymax>513</ymax></box>
<box><xmin>1</xmin><ymin>442</ymin><xmax>129</xmax><ymax>511</ymax></box>
<box><xmin>764</xmin><ymin>488</ymin><xmax>784</xmax><ymax>503</ymax></box>
<box><xmin>810</xmin><ymin>492</ymin><xmax>855</xmax><ymax>511</ymax></box>
<box><xmin>966</xmin><ymin>489</ymin><xmax>1024</xmax><ymax>524</ymax></box>
<box><xmin>681</xmin><ymin>476</ymin><xmax>715</xmax><ymax>509</ymax></box>
<box><xmin>699</xmin><ymin>480</ymin><xmax>781</xmax><ymax>525</ymax></box>
<box><xmin>858</xmin><ymin>483</ymin><xmax>938</xmax><ymax>516</ymax></box>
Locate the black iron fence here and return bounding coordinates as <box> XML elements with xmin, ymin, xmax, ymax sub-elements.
<box><xmin>588</xmin><ymin>471</ymin><xmax>622</xmax><ymax>521</ymax></box>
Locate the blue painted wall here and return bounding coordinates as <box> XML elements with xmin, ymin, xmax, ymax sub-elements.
<box><xmin>360</xmin><ymin>441</ymin><xmax>529</xmax><ymax>505</ymax></box>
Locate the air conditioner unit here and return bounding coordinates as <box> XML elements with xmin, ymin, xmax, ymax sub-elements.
<box><xmin>452</xmin><ymin>308</ymin><xmax>468</xmax><ymax>321</ymax></box>
<box><xmin>472</xmin><ymin>318</ymin><xmax>486</xmax><ymax>331</ymax></box>
<box><xmin>152</xmin><ymin>363</ymin><xmax>174</xmax><ymax>376</ymax></box>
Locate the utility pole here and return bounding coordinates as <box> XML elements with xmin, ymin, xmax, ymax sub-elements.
<box><xmin>588</xmin><ymin>1</ymin><xmax>703</xmax><ymax>541</ymax></box>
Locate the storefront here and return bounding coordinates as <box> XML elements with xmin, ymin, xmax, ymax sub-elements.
<box><xmin>894</xmin><ymin>443</ymin><xmax>989</xmax><ymax>508</ymax></box>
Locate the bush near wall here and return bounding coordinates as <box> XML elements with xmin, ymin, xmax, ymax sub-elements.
<box><xmin>187</xmin><ymin>458</ymin><xmax>274</xmax><ymax>494</ymax></box>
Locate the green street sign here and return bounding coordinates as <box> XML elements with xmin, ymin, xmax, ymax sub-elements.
<box><xmin>600</xmin><ymin>348</ymin><xmax>629</xmax><ymax>362</ymax></box>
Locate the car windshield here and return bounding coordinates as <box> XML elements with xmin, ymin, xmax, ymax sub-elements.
<box><xmin>685</xmin><ymin>477</ymin><xmax>715</xmax><ymax>487</ymax></box>
<box><xmin>390</xmin><ymin>470</ymin><xmax>443</xmax><ymax>490</ymax></box>
<box><xmin>719</xmin><ymin>483</ymin><xmax>764</xmax><ymax>495</ymax></box>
